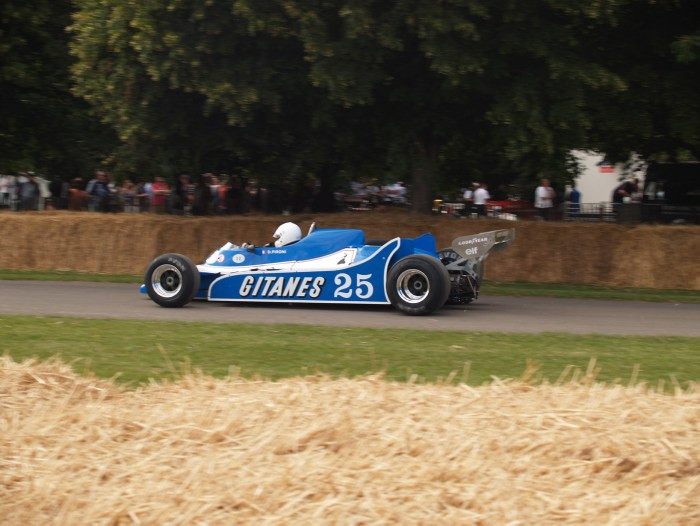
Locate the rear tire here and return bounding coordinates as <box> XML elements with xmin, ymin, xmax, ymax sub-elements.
<box><xmin>145</xmin><ymin>253</ymin><xmax>200</xmax><ymax>308</ymax></box>
<box><xmin>387</xmin><ymin>255</ymin><xmax>451</xmax><ymax>315</ymax></box>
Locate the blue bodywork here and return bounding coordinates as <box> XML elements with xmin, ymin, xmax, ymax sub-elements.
<box><xmin>142</xmin><ymin>228</ymin><xmax>439</xmax><ymax>305</ymax></box>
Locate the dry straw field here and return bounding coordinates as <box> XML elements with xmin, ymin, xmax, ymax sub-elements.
<box><xmin>2</xmin><ymin>356</ymin><xmax>699</xmax><ymax>524</ymax></box>
<box><xmin>1</xmin><ymin>211</ymin><xmax>699</xmax><ymax>289</ymax></box>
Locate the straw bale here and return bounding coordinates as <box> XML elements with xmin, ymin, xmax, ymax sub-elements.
<box><xmin>2</xmin><ymin>356</ymin><xmax>699</xmax><ymax>524</ymax></box>
<box><xmin>0</xmin><ymin>211</ymin><xmax>698</xmax><ymax>288</ymax></box>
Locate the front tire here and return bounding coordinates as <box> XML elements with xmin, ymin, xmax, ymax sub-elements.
<box><xmin>387</xmin><ymin>255</ymin><xmax>451</xmax><ymax>315</ymax></box>
<box><xmin>145</xmin><ymin>253</ymin><xmax>200</xmax><ymax>308</ymax></box>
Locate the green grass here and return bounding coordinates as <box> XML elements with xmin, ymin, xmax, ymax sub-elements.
<box><xmin>2</xmin><ymin>315</ymin><xmax>698</xmax><ymax>389</ymax></box>
<box><xmin>481</xmin><ymin>281</ymin><xmax>700</xmax><ymax>303</ymax></box>
<box><xmin>2</xmin><ymin>269</ymin><xmax>698</xmax><ymax>303</ymax></box>
<box><xmin>0</xmin><ymin>269</ymin><xmax>142</xmax><ymax>283</ymax></box>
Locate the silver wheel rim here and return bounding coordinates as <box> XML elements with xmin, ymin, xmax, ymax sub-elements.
<box><xmin>396</xmin><ymin>269</ymin><xmax>430</xmax><ymax>304</ymax></box>
<box><xmin>151</xmin><ymin>264</ymin><xmax>182</xmax><ymax>298</ymax></box>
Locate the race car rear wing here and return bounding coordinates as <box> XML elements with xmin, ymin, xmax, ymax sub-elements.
<box><xmin>450</xmin><ymin>228</ymin><xmax>515</xmax><ymax>261</ymax></box>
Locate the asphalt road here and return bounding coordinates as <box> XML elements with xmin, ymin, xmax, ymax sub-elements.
<box><xmin>1</xmin><ymin>280</ymin><xmax>698</xmax><ymax>336</ymax></box>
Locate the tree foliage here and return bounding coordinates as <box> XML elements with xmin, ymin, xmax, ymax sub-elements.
<box><xmin>0</xmin><ymin>0</ymin><xmax>114</xmax><ymax>176</ymax></box>
<box><xmin>2</xmin><ymin>0</ymin><xmax>699</xmax><ymax>209</ymax></box>
<box><xmin>584</xmin><ymin>0</ymin><xmax>700</xmax><ymax>164</ymax></box>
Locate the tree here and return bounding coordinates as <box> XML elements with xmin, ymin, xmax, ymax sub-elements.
<box><xmin>0</xmin><ymin>0</ymin><xmax>113</xmax><ymax>176</ymax></box>
<box><xmin>584</xmin><ymin>0</ymin><xmax>700</xmax><ymax>163</ymax></box>
<box><xmin>280</xmin><ymin>0</ymin><xmax>629</xmax><ymax>209</ymax></box>
<box><xmin>68</xmin><ymin>0</ymin><xmax>700</xmax><ymax>210</ymax></box>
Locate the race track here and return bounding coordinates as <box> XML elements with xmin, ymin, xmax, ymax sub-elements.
<box><xmin>1</xmin><ymin>280</ymin><xmax>698</xmax><ymax>336</ymax></box>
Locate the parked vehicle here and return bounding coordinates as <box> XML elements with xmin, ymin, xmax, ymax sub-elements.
<box><xmin>642</xmin><ymin>162</ymin><xmax>700</xmax><ymax>223</ymax></box>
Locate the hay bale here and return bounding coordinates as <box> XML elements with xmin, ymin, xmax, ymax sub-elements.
<box><xmin>2</xmin><ymin>356</ymin><xmax>699</xmax><ymax>524</ymax></box>
<box><xmin>0</xmin><ymin>211</ymin><xmax>698</xmax><ymax>288</ymax></box>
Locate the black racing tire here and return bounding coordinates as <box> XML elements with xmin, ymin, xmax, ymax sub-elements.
<box><xmin>387</xmin><ymin>255</ymin><xmax>451</xmax><ymax>315</ymax></box>
<box><xmin>145</xmin><ymin>253</ymin><xmax>200</xmax><ymax>308</ymax></box>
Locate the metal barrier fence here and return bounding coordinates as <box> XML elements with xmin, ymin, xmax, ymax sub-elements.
<box><xmin>563</xmin><ymin>203</ymin><xmax>616</xmax><ymax>222</ymax></box>
<box><xmin>434</xmin><ymin>200</ymin><xmax>699</xmax><ymax>224</ymax></box>
<box><xmin>566</xmin><ymin>203</ymin><xmax>700</xmax><ymax>224</ymax></box>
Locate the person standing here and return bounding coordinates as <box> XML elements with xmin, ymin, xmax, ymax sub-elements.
<box><xmin>191</xmin><ymin>173</ymin><xmax>211</xmax><ymax>216</ymax></box>
<box><xmin>143</xmin><ymin>178</ymin><xmax>153</xmax><ymax>211</ymax></box>
<box><xmin>473</xmin><ymin>183</ymin><xmax>490</xmax><ymax>217</ymax></box>
<box><xmin>85</xmin><ymin>172</ymin><xmax>98</xmax><ymax>210</ymax></box>
<box><xmin>0</xmin><ymin>175</ymin><xmax>11</xmax><ymax>208</ymax></box>
<box><xmin>19</xmin><ymin>173</ymin><xmax>40</xmax><ymax>211</ymax></box>
<box><xmin>135</xmin><ymin>179</ymin><xmax>149</xmax><ymax>212</ymax></box>
<box><xmin>612</xmin><ymin>178</ymin><xmax>639</xmax><ymax>204</ymax></box>
<box><xmin>565</xmin><ymin>183</ymin><xmax>581</xmax><ymax>217</ymax></box>
<box><xmin>169</xmin><ymin>174</ymin><xmax>189</xmax><ymax>215</ymax></box>
<box><xmin>121</xmin><ymin>179</ymin><xmax>138</xmax><ymax>212</ymax></box>
<box><xmin>535</xmin><ymin>178</ymin><xmax>556</xmax><ymax>220</ymax></box>
<box><xmin>49</xmin><ymin>177</ymin><xmax>64</xmax><ymax>210</ymax></box>
<box><xmin>87</xmin><ymin>170</ymin><xmax>110</xmax><ymax>212</ymax></box>
<box><xmin>68</xmin><ymin>178</ymin><xmax>88</xmax><ymax>210</ymax></box>
<box><xmin>463</xmin><ymin>182</ymin><xmax>478</xmax><ymax>217</ymax></box>
<box><xmin>151</xmin><ymin>176</ymin><xmax>170</xmax><ymax>214</ymax></box>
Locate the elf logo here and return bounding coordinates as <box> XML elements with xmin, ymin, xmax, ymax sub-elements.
<box><xmin>239</xmin><ymin>276</ymin><xmax>326</xmax><ymax>298</ymax></box>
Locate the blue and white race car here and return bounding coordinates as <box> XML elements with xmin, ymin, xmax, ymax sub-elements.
<box><xmin>142</xmin><ymin>222</ymin><xmax>514</xmax><ymax>315</ymax></box>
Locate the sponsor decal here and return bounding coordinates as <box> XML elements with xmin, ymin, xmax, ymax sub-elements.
<box><xmin>458</xmin><ymin>236</ymin><xmax>488</xmax><ymax>246</ymax></box>
<box><xmin>239</xmin><ymin>276</ymin><xmax>326</xmax><ymax>299</ymax></box>
<box><xmin>217</xmin><ymin>254</ymin><xmax>225</xmax><ymax>263</ymax></box>
<box><xmin>232</xmin><ymin>254</ymin><xmax>245</xmax><ymax>263</ymax></box>
<box><xmin>463</xmin><ymin>247</ymin><xmax>479</xmax><ymax>256</ymax></box>
<box><xmin>167</xmin><ymin>257</ymin><xmax>186</xmax><ymax>271</ymax></box>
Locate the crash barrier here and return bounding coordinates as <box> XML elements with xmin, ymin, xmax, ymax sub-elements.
<box><xmin>639</xmin><ymin>203</ymin><xmax>700</xmax><ymax>224</ymax></box>
<box><xmin>563</xmin><ymin>203</ymin><xmax>616</xmax><ymax>223</ymax></box>
<box><xmin>437</xmin><ymin>201</ymin><xmax>700</xmax><ymax>225</ymax></box>
<box><xmin>0</xmin><ymin>211</ymin><xmax>698</xmax><ymax>290</ymax></box>
<box><xmin>564</xmin><ymin>203</ymin><xmax>700</xmax><ymax>225</ymax></box>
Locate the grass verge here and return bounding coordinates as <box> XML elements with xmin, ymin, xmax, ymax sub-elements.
<box><xmin>0</xmin><ymin>269</ymin><xmax>142</xmax><ymax>283</ymax></box>
<box><xmin>481</xmin><ymin>281</ymin><xmax>700</xmax><ymax>303</ymax></box>
<box><xmin>2</xmin><ymin>269</ymin><xmax>699</xmax><ymax>303</ymax></box>
<box><xmin>2</xmin><ymin>315</ymin><xmax>698</xmax><ymax>389</ymax></box>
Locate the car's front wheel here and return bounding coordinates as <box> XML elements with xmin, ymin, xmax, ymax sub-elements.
<box><xmin>387</xmin><ymin>255</ymin><xmax>451</xmax><ymax>315</ymax></box>
<box><xmin>145</xmin><ymin>253</ymin><xmax>200</xmax><ymax>308</ymax></box>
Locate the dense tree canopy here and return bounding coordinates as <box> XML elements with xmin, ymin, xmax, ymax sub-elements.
<box><xmin>584</xmin><ymin>0</ymin><xmax>700</xmax><ymax>164</ymax></box>
<box><xmin>0</xmin><ymin>0</ymin><xmax>114</xmax><ymax>176</ymax></box>
<box><xmin>1</xmin><ymin>0</ymin><xmax>698</xmax><ymax>211</ymax></box>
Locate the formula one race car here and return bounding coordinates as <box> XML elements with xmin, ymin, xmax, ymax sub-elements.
<box><xmin>142</xmin><ymin>222</ymin><xmax>514</xmax><ymax>315</ymax></box>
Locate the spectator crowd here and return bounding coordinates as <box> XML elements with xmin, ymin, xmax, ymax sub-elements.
<box><xmin>1</xmin><ymin>172</ymin><xmax>410</xmax><ymax>215</ymax></box>
<box><xmin>1</xmin><ymin>170</ymin><xmax>644</xmax><ymax>222</ymax></box>
<box><xmin>345</xmin><ymin>179</ymin><xmax>408</xmax><ymax>209</ymax></box>
<box><xmin>1</xmin><ymin>171</ymin><xmax>339</xmax><ymax>215</ymax></box>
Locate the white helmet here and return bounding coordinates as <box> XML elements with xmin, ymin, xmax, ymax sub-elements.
<box><xmin>273</xmin><ymin>222</ymin><xmax>302</xmax><ymax>247</ymax></box>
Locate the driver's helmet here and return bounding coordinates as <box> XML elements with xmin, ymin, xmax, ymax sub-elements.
<box><xmin>273</xmin><ymin>222</ymin><xmax>302</xmax><ymax>247</ymax></box>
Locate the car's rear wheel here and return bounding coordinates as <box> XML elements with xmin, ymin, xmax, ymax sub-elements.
<box><xmin>387</xmin><ymin>255</ymin><xmax>451</xmax><ymax>315</ymax></box>
<box><xmin>145</xmin><ymin>253</ymin><xmax>200</xmax><ymax>308</ymax></box>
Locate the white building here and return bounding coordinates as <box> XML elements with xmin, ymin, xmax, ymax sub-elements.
<box><xmin>571</xmin><ymin>150</ymin><xmax>640</xmax><ymax>203</ymax></box>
